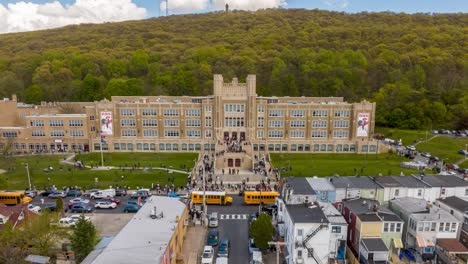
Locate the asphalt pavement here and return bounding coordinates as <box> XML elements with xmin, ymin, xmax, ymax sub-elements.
<box><xmin>207</xmin><ymin>195</ymin><xmax>260</xmax><ymax>264</ymax></box>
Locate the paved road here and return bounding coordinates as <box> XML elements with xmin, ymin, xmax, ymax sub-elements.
<box><xmin>207</xmin><ymin>195</ymin><xmax>260</xmax><ymax>264</ymax></box>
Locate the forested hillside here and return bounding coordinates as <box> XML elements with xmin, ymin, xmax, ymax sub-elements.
<box><xmin>0</xmin><ymin>9</ymin><xmax>466</xmax><ymax>129</ymax></box>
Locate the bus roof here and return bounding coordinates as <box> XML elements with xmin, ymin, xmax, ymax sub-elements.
<box><xmin>191</xmin><ymin>191</ymin><xmax>226</xmax><ymax>196</ymax></box>
<box><xmin>244</xmin><ymin>191</ymin><xmax>279</xmax><ymax>196</ymax></box>
<box><xmin>0</xmin><ymin>191</ymin><xmax>25</xmax><ymax>195</ymax></box>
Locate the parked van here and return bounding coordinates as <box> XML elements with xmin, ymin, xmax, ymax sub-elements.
<box><xmin>250</xmin><ymin>251</ymin><xmax>263</xmax><ymax>264</ymax></box>
<box><xmin>90</xmin><ymin>189</ymin><xmax>116</xmax><ymax>199</ymax></box>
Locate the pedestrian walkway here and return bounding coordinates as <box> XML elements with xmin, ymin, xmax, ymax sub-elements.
<box><xmin>219</xmin><ymin>214</ymin><xmax>248</xmax><ymax>220</ymax></box>
<box><xmin>180</xmin><ymin>225</ymin><xmax>207</xmax><ymax>264</ymax></box>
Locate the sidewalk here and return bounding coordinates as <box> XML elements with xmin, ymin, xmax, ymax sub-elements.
<box><xmin>180</xmin><ymin>225</ymin><xmax>207</xmax><ymax>264</ymax></box>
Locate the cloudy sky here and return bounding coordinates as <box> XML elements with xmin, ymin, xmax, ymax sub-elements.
<box><xmin>0</xmin><ymin>0</ymin><xmax>466</xmax><ymax>34</ymax></box>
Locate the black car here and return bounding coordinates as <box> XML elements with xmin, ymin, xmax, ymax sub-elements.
<box><xmin>42</xmin><ymin>204</ymin><xmax>57</xmax><ymax>211</ymax></box>
<box><xmin>130</xmin><ymin>191</ymin><xmax>149</xmax><ymax>200</ymax></box>
<box><xmin>70</xmin><ymin>203</ymin><xmax>93</xmax><ymax>213</ymax></box>
<box><xmin>66</xmin><ymin>190</ymin><xmax>82</xmax><ymax>197</ymax></box>
<box><xmin>116</xmin><ymin>189</ymin><xmax>127</xmax><ymax>196</ymax></box>
<box><xmin>40</xmin><ymin>189</ymin><xmax>56</xmax><ymax>197</ymax></box>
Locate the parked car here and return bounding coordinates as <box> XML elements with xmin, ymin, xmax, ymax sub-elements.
<box><xmin>70</xmin><ymin>203</ymin><xmax>93</xmax><ymax>213</ymax></box>
<box><xmin>42</xmin><ymin>204</ymin><xmax>57</xmax><ymax>211</ymax></box>
<box><xmin>95</xmin><ymin>200</ymin><xmax>117</xmax><ymax>209</ymax></box>
<box><xmin>40</xmin><ymin>189</ymin><xmax>56</xmax><ymax>197</ymax></box>
<box><xmin>116</xmin><ymin>189</ymin><xmax>127</xmax><ymax>196</ymax></box>
<box><xmin>207</xmin><ymin>229</ymin><xmax>219</xmax><ymax>246</ymax></box>
<box><xmin>66</xmin><ymin>189</ymin><xmax>82</xmax><ymax>197</ymax></box>
<box><xmin>68</xmin><ymin>198</ymin><xmax>90</xmax><ymax>209</ymax></box>
<box><xmin>420</xmin><ymin>152</ymin><xmax>431</xmax><ymax>158</ymax></box>
<box><xmin>459</xmin><ymin>150</ymin><xmax>468</xmax><ymax>155</ymax></box>
<box><xmin>69</xmin><ymin>214</ymin><xmax>90</xmax><ymax>222</ymax></box>
<box><xmin>90</xmin><ymin>189</ymin><xmax>116</xmax><ymax>199</ymax></box>
<box><xmin>458</xmin><ymin>168</ymin><xmax>468</xmax><ymax>174</ymax></box>
<box><xmin>201</xmin><ymin>246</ymin><xmax>214</xmax><ymax>264</ymax></box>
<box><xmin>48</xmin><ymin>191</ymin><xmax>66</xmax><ymax>199</ymax></box>
<box><xmin>127</xmin><ymin>199</ymin><xmax>141</xmax><ymax>206</ymax></box>
<box><xmin>130</xmin><ymin>191</ymin><xmax>149</xmax><ymax>200</ymax></box>
<box><xmin>217</xmin><ymin>238</ymin><xmax>230</xmax><ymax>257</ymax></box>
<box><xmin>208</xmin><ymin>212</ymin><xmax>218</xmax><ymax>228</ymax></box>
<box><xmin>82</xmin><ymin>189</ymin><xmax>100</xmax><ymax>197</ymax></box>
<box><xmin>25</xmin><ymin>190</ymin><xmax>38</xmax><ymax>198</ymax></box>
<box><xmin>28</xmin><ymin>204</ymin><xmax>41</xmax><ymax>213</ymax></box>
<box><xmin>58</xmin><ymin>217</ymin><xmax>76</xmax><ymax>227</ymax></box>
<box><xmin>406</xmin><ymin>145</ymin><xmax>416</xmax><ymax>151</ymax></box>
<box><xmin>101</xmin><ymin>197</ymin><xmax>121</xmax><ymax>205</ymax></box>
<box><xmin>248</xmin><ymin>238</ymin><xmax>259</xmax><ymax>254</ymax></box>
<box><xmin>123</xmin><ymin>203</ymin><xmax>141</xmax><ymax>213</ymax></box>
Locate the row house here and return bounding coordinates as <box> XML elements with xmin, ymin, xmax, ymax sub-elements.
<box><xmin>389</xmin><ymin>197</ymin><xmax>461</xmax><ymax>261</ymax></box>
<box><xmin>417</xmin><ymin>175</ymin><xmax>468</xmax><ymax>202</ymax></box>
<box><xmin>328</xmin><ymin>176</ymin><xmax>383</xmax><ymax>203</ymax></box>
<box><xmin>281</xmin><ymin>177</ymin><xmax>317</xmax><ymax>205</ymax></box>
<box><xmin>435</xmin><ymin>196</ymin><xmax>468</xmax><ymax>247</ymax></box>
<box><xmin>373</xmin><ymin>176</ymin><xmax>431</xmax><ymax>204</ymax></box>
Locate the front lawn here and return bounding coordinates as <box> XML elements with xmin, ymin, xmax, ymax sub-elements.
<box><xmin>415</xmin><ymin>136</ymin><xmax>468</xmax><ymax>164</ymax></box>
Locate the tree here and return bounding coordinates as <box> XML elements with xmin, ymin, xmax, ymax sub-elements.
<box><xmin>249</xmin><ymin>213</ymin><xmax>275</xmax><ymax>250</ymax></box>
<box><xmin>70</xmin><ymin>216</ymin><xmax>98</xmax><ymax>262</ymax></box>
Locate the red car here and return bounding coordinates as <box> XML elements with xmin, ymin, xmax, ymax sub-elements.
<box><xmin>100</xmin><ymin>197</ymin><xmax>121</xmax><ymax>205</ymax></box>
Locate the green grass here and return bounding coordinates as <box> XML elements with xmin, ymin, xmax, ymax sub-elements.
<box><xmin>459</xmin><ymin>159</ymin><xmax>468</xmax><ymax>168</ymax></box>
<box><xmin>375</xmin><ymin>127</ymin><xmax>428</xmax><ymax>146</ymax></box>
<box><xmin>415</xmin><ymin>136</ymin><xmax>468</xmax><ymax>165</ymax></box>
<box><xmin>270</xmin><ymin>153</ymin><xmax>419</xmax><ymax>177</ymax></box>
<box><xmin>0</xmin><ymin>153</ymin><xmax>197</xmax><ymax>190</ymax></box>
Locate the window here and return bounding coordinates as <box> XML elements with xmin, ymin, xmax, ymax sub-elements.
<box><xmin>290</xmin><ymin>110</ymin><xmax>305</xmax><ymax>117</ymax></box>
<box><xmin>297</xmin><ymin>229</ymin><xmax>303</xmax><ymax>236</ymax></box>
<box><xmin>205</xmin><ymin>116</ymin><xmax>212</xmax><ymax>127</ymax></box>
<box><xmin>120</xmin><ymin>119</ymin><xmax>136</xmax><ymax>126</ymax></box>
<box><xmin>312</xmin><ymin>120</ymin><xmax>327</xmax><ymax>128</ymax></box>
<box><xmin>418</xmin><ymin>223</ymin><xmax>423</xmax><ymax>232</ymax></box>
<box><xmin>333</xmin><ymin>131</ymin><xmax>349</xmax><ymax>138</ymax></box>
<box><xmin>396</xmin><ymin>223</ymin><xmax>402</xmax><ymax>232</ymax></box>
<box><xmin>70</xmin><ymin>130</ymin><xmax>84</xmax><ymax>137</ymax></box>
<box><xmin>257</xmin><ymin>117</ymin><xmax>264</xmax><ymax>128</ymax></box>
<box><xmin>290</xmin><ymin>131</ymin><xmax>305</xmax><ymax>138</ymax></box>
<box><xmin>430</xmin><ymin>222</ymin><xmax>436</xmax><ymax>231</ymax></box>
<box><xmin>297</xmin><ymin>250</ymin><xmax>303</xmax><ymax>258</ymax></box>
<box><xmin>257</xmin><ymin>130</ymin><xmax>264</xmax><ymax>138</ymax></box>
<box><xmin>114</xmin><ymin>143</ymin><xmax>120</xmax><ymax>150</ymax></box>
<box><xmin>258</xmin><ymin>105</ymin><xmax>264</xmax><ymax>113</ymax></box>
<box><xmin>163</xmin><ymin>109</ymin><xmax>179</xmax><ymax>116</ymax></box>
<box><xmin>384</xmin><ymin>223</ymin><xmax>389</xmax><ymax>232</ymax></box>
<box><xmin>334</xmin><ymin>120</ymin><xmax>349</xmax><ymax>128</ymax></box>
<box><xmin>164</xmin><ymin>130</ymin><xmax>180</xmax><ymax>137</ymax></box>
<box><xmin>224</xmin><ymin>104</ymin><xmax>245</xmax><ymax>113</ymax></box>
<box><xmin>268</xmin><ymin>131</ymin><xmax>283</xmax><ymax>138</ymax></box>
<box><xmin>50</xmin><ymin>130</ymin><xmax>65</xmax><ymax>137</ymax></box>
<box><xmin>120</xmin><ymin>108</ymin><xmax>136</xmax><ymax>116</ymax></box>
<box><xmin>205</xmin><ymin>105</ymin><xmax>212</xmax><ymax>112</ymax></box>
<box><xmin>2</xmin><ymin>131</ymin><xmax>18</xmax><ymax>138</ymax></box>
<box><xmin>187</xmin><ymin>130</ymin><xmax>201</xmax><ymax>137</ymax></box>
<box><xmin>164</xmin><ymin>119</ymin><xmax>179</xmax><ymax>127</ymax></box>
<box><xmin>32</xmin><ymin>130</ymin><xmax>45</xmax><ymax>137</ymax></box>
<box><xmin>143</xmin><ymin>129</ymin><xmax>158</xmax><ymax>137</ymax></box>
<box><xmin>290</xmin><ymin>120</ymin><xmax>305</xmax><ymax>127</ymax></box>
<box><xmin>30</xmin><ymin>120</ymin><xmax>44</xmax><ymax>127</ymax></box>
<box><xmin>205</xmin><ymin>130</ymin><xmax>212</xmax><ymax>138</ymax></box>
<box><xmin>417</xmin><ymin>189</ymin><xmax>423</xmax><ymax>197</ymax></box>
<box><xmin>268</xmin><ymin>120</ymin><xmax>284</xmax><ymax>128</ymax></box>
<box><xmin>90</xmin><ymin>116</ymin><xmax>95</xmax><ymax>121</ymax></box>
<box><xmin>311</xmin><ymin>131</ymin><xmax>327</xmax><ymax>138</ymax></box>
<box><xmin>142</xmin><ymin>119</ymin><xmax>158</xmax><ymax>127</ymax></box>
<box><xmin>186</xmin><ymin>120</ymin><xmax>201</xmax><ymax>127</ymax></box>
<box><xmin>268</xmin><ymin>109</ymin><xmax>284</xmax><ymax>117</ymax></box>
<box><xmin>185</xmin><ymin>109</ymin><xmax>201</xmax><ymax>116</ymax></box>
<box><xmin>312</xmin><ymin>110</ymin><xmax>328</xmax><ymax>117</ymax></box>
<box><xmin>69</xmin><ymin>120</ymin><xmax>83</xmax><ymax>126</ymax></box>
<box><xmin>321</xmin><ymin>192</ymin><xmax>326</xmax><ymax>201</ymax></box>
<box><xmin>439</xmin><ymin>223</ymin><xmax>444</xmax><ymax>232</ymax></box>
<box><xmin>451</xmin><ymin>223</ymin><xmax>457</xmax><ymax>232</ymax></box>
<box><xmin>141</xmin><ymin>108</ymin><xmax>157</xmax><ymax>116</ymax></box>
<box><xmin>334</xmin><ymin>110</ymin><xmax>350</xmax><ymax>117</ymax></box>
<box><xmin>224</xmin><ymin>117</ymin><xmax>244</xmax><ymax>127</ymax></box>
<box><xmin>394</xmin><ymin>189</ymin><xmax>399</xmax><ymax>197</ymax></box>
<box><xmin>332</xmin><ymin>226</ymin><xmax>341</xmax><ymax>233</ymax></box>
<box><xmin>441</xmin><ymin>188</ymin><xmax>446</xmax><ymax>195</ymax></box>
<box><xmin>49</xmin><ymin>119</ymin><xmax>64</xmax><ymax>127</ymax></box>
<box><xmin>121</xmin><ymin>130</ymin><xmax>136</xmax><ymax>137</ymax></box>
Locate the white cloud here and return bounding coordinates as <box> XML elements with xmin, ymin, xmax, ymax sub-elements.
<box><xmin>0</xmin><ymin>0</ymin><xmax>147</xmax><ymax>34</ymax></box>
<box><xmin>322</xmin><ymin>0</ymin><xmax>349</xmax><ymax>8</ymax></box>
<box><xmin>160</xmin><ymin>0</ymin><xmax>287</xmax><ymax>13</ymax></box>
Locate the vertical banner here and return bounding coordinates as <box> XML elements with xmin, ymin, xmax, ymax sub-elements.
<box><xmin>357</xmin><ymin>112</ymin><xmax>369</xmax><ymax>137</ymax></box>
<box><xmin>100</xmin><ymin>111</ymin><xmax>113</xmax><ymax>135</ymax></box>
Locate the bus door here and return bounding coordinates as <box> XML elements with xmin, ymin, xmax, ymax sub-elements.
<box><xmin>16</xmin><ymin>196</ymin><xmax>20</xmax><ymax>205</ymax></box>
<box><xmin>221</xmin><ymin>196</ymin><xmax>225</xmax><ymax>205</ymax></box>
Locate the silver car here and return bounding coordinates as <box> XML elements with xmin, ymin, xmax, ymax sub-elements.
<box><xmin>208</xmin><ymin>212</ymin><xmax>218</xmax><ymax>228</ymax></box>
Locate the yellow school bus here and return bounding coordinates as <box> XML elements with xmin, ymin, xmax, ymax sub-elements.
<box><xmin>191</xmin><ymin>191</ymin><xmax>233</xmax><ymax>205</ymax></box>
<box><xmin>0</xmin><ymin>191</ymin><xmax>33</xmax><ymax>205</ymax></box>
<box><xmin>244</xmin><ymin>191</ymin><xmax>279</xmax><ymax>205</ymax></box>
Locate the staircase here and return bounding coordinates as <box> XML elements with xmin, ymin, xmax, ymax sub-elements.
<box><xmin>302</xmin><ymin>224</ymin><xmax>327</xmax><ymax>264</ymax></box>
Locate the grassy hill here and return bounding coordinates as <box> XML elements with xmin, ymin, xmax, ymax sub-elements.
<box><xmin>0</xmin><ymin>9</ymin><xmax>466</xmax><ymax>129</ymax></box>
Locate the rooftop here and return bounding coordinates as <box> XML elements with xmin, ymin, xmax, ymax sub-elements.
<box><xmin>390</xmin><ymin>197</ymin><xmax>430</xmax><ymax>214</ymax></box>
<box><xmin>317</xmin><ymin>202</ymin><xmax>347</xmax><ymax>224</ymax></box>
<box><xmin>418</xmin><ymin>175</ymin><xmax>468</xmax><ymax>188</ymax></box>
<box><xmin>286</xmin><ymin>204</ymin><xmax>329</xmax><ymax>224</ymax></box>
<box><xmin>437</xmin><ymin>196</ymin><xmax>468</xmax><ymax>213</ymax></box>
<box><xmin>328</xmin><ymin>176</ymin><xmax>382</xmax><ymax>189</ymax></box>
<box><xmin>284</xmin><ymin>177</ymin><xmax>316</xmax><ymax>195</ymax></box>
<box><xmin>358</xmin><ymin>213</ymin><xmax>381</xmax><ymax>222</ymax></box>
<box><xmin>91</xmin><ymin>196</ymin><xmax>187</xmax><ymax>264</ymax></box>
<box><xmin>412</xmin><ymin>207</ymin><xmax>459</xmax><ymax>222</ymax></box>
<box><xmin>343</xmin><ymin>198</ymin><xmax>380</xmax><ymax>214</ymax></box>
<box><xmin>437</xmin><ymin>239</ymin><xmax>468</xmax><ymax>254</ymax></box>
<box><xmin>306</xmin><ymin>177</ymin><xmax>335</xmax><ymax>192</ymax></box>
<box><xmin>374</xmin><ymin>176</ymin><xmax>429</xmax><ymax>188</ymax></box>
<box><xmin>361</xmin><ymin>238</ymin><xmax>389</xmax><ymax>252</ymax></box>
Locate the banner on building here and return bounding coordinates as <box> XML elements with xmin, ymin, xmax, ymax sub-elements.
<box><xmin>357</xmin><ymin>112</ymin><xmax>369</xmax><ymax>137</ymax></box>
<box><xmin>100</xmin><ymin>111</ymin><xmax>113</xmax><ymax>135</ymax></box>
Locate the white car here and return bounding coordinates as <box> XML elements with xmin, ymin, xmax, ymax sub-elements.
<box><xmin>58</xmin><ymin>217</ymin><xmax>76</xmax><ymax>227</ymax></box>
<box><xmin>69</xmin><ymin>214</ymin><xmax>91</xmax><ymax>222</ymax></box>
<box><xmin>201</xmin><ymin>246</ymin><xmax>214</xmax><ymax>264</ymax></box>
<box><xmin>28</xmin><ymin>204</ymin><xmax>41</xmax><ymax>213</ymax></box>
<box><xmin>209</xmin><ymin>212</ymin><xmax>218</xmax><ymax>228</ymax></box>
<box><xmin>94</xmin><ymin>201</ymin><xmax>117</xmax><ymax>209</ymax></box>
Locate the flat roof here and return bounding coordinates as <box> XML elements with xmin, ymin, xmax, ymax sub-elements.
<box><xmin>91</xmin><ymin>196</ymin><xmax>186</xmax><ymax>264</ymax></box>
<box><xmin>284</xmin><ymin>177</ymin><xmax>316</xmax><ymax>195</ymax></box>
<box><xmin>390</xmin><ymin>197</ymin><xmax>430</xmax><ymax>214</ymax></box>
<box><xmin>343</xmin><ymin>198</ymin><xmax>380</xmax><ymax>214</ymax></box>
<box><xmin>374</xmin><ymin>176</ymin><xmax>429</xmax><ymax>188</ymax></box>
<box><xmin>286</xmin><ymin>204</ymin><xmax>329</xmax><ymax>224</ymax></box>
<box><xmin>437</xmin><ymin>196</ymin><xmax>468</xmax><ymax>213</ymax></box>
<box><xmin>362</xmin><ymin>238</ymin><xmax>389</xmax><ymax>252</ymax></box>
<box><xmin>419</xmin><ymin>175</ymin><xmax>468</xmax><ymax>187</ymax></box>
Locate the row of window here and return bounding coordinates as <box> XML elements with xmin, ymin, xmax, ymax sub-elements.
<box><xmin>30</xmin><ymin>120</ymin><xmax>84</xmax><ymax>127</ymax></box>
<box><xmin>33</xmin><ymin>130</ymin><xmax>84</xmax><ymax>137</ymax></box>
<box><xmin>256</xmin><ymin>130</ymin><xmax>351</xmax><ymax>139</ymax></box>
<box><xmin>119</xmin><ymin>129</ymin><xmax>212</xmax><ymax>138</ymax></box>
<box><xmin>409</xmin><ymin>218</ymin><xmax>458</xmax><ymax>233</ymax></box>
<box><xmin>258</xmin><ymin>120</ymin><xmax>349</xmax><ymax>128</ymax></box>
<box><xmin>383</xmin><ymin>222</ymin><xmax>402</xmax><ymax>233</ymax></box>
<box><xmin>266</xmin><ymin>110</ymin><xmax>351</xmax><ymax>117</ymax></box>
<box><xmin>224</xmin><ymin>104</ymin><xmax>245</xmax><ymax>113</ymax></box>
<box><xmin>224</xmin><ymin>117</ymin><xmax>245</xmax><ymax>127</ymax></box>
<box><xmin>2</xmin><ymin>131</ymin><xmax>17</xmax><ymax>138</ymax></box>
<box><xmin>105</xmin><ymin>143</ymin><xmax>216</xmax><ymax>151</ymax></box>
<box><xmin>252</xmin><ymin>143</ymin><xmax>364</xmax><ymax>153</ymax></box>
<box><xmin>6</xmin><ymin>143</ymin><xmax>85</xmax><ymax>151</ymax></box>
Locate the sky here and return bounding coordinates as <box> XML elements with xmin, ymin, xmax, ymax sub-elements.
<box><xmin>0</xmin><ymin>0</ymin><xmax>466</xmax><ymax>34</ymax></box>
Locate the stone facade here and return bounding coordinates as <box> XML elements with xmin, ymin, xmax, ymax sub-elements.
<box><xmin>0</xmin><ymin>74</ymin><xmax>380</xmax><ymax>154</ymax></box>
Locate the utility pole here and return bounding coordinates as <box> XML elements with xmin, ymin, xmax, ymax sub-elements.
<box><xmin>202</xmin><ymin>165</ymin><xmax>207</xmax><ymax>226</ymax></box>
<box><xmin>268</xmin><ymin>241</ymin><xmax>286</xmax><ymax>264</ymax></box>
<box><xmin>24</xmin><ymin>163</ymin><xmax>32</xmax><ymax>190</ymax></box>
